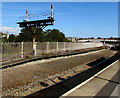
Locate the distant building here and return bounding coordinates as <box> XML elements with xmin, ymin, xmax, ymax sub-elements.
<box><xmin>66</xmin><ymin>37</ymin><xmax>80</xmax><ymax>42</ymax></box>
<box><xmin>66</xmin><ymin>37</ymin><xmax>119</xmax><ymax>43</ymax></box>
<box><xmin>0</xmin><ymin>32</ymin><xmax>10</xmax><ymax>39</ymax></box>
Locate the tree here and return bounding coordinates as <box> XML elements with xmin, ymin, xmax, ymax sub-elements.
<box><xmin>7</xmin><ymin>34</ymin><xmax>16</xmax><ymax>42</ymax></box>
<box><xmin>97</xmin><ymin>37</ymin><xmax>101</xmax><ymax>39</ymax></box>
<box><xmin>45</xmin><ymin>29</ymin><xmax>69</xmax><ymax>42</ymax></box>
<box><xmin>15</xmin><ymin>28</ymin><xmax>43</xmax><ymax>42</ymax></box>
<box><xmin>15</xmin><ymin>28</ymin><xmax>70</xmax><ymax>42</ymax></box>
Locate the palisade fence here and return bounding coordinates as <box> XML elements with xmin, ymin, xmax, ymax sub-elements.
<box><xmin>1</xmin><ymin>42</ymin><xmax>103</xmax><ymax>62</ymax></box>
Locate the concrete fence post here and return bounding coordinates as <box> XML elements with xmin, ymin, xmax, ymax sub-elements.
<box><xmin>21</xmin><ymin>42</ymin><xmax>24</xmax><ymax>58</ymax></box>
<box><xmin>64</xmin><ymin>42</ymin><xmax>66</xmax><ymax>51</ymax></box>
<box><xmin>34</xmin><ymin>42</ymin><xmax>37</xmax><ymax>56</ymax></box>
<box><xmin>71</xmin><ymin>42</ymin><xmax>73</xmax><ymax>50</ymax></box>
<box><xmin>56</xmin><ymin>42</ymin><xmax>58</xmax><ymax>52</ymax></box>
<box><xmin>104</xmin><ymin>39</ymin><xmax>105</xmax><ymax>45</ymax></box>
<box><xmin>85</xmin><ymin>43</ymin><xmax>86</xmax><ymax>49</ymax></box>
<box><xmin>70</xmin><ymin>42</ymin><xmax>71</xmax><ymax>51</ymax></box>
<box><xmin>47</xmin><ymin>42</ymin><xmax>49</xmax><ymax>53</ymax></box>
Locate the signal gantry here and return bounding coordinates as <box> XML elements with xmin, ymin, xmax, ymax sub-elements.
<box><xmin>17</xmin><ymin>4</ymin><xmax>55</xmax><ymax>56</ymax></box>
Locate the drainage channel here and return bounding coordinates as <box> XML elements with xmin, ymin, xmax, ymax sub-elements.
<box><xmin>24</xmin><ymin>51</ymin><xmax>120</xmax><ymax>97</ymax></box>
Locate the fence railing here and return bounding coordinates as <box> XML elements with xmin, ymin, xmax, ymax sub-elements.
<box><xmin>1</xmin><ymin>42</ymin><xmax>103</xmax><ymax>62</ymax></box>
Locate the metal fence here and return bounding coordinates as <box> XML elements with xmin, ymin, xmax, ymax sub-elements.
<box><xmin>1</xmin><ymin>42</ymin><xmax>103</xmax><ymax>62</ymax></box>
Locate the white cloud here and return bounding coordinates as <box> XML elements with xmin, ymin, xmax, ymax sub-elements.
<box><xmin>0</xmin><ymin>26</ymin><xmax>21</xmax><ymax>35</ymax></box>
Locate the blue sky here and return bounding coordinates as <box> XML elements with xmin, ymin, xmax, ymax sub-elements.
<box><xmin>2</xmin><ymin>2</ymin><xmax>118</xmax><ymax>38</ymax></box>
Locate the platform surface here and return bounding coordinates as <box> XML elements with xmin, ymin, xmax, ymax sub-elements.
<box><xmin>61</xmin><ymin>60</ymin><xmax>119</xmax><ymax>97</ymax></box>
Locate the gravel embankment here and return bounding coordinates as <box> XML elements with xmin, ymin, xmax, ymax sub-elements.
<box><xmin>2</xmin><ymin>49</ymin><xmax>116</xmax><ymax>96</ymax></box>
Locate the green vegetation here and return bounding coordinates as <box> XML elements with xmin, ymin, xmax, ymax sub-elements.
<box><xmin>2</xmin><ymin>28</ymin><xmax>71</xmax><ymax>42</ymax></box>
<box><xmin>45</xmin><ymin>29</ymin><xmax>69</xmax><ymax>42</ymax></box>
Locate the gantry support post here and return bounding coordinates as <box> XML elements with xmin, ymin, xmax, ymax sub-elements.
<box><xmin>33</xmin><ymin>28</ymin><xmax>36</xmax><ymax>56</ymax></box>
<box><xmin>32</xmin><ymin>27</ymin><xmax>44</xmax><ymax>56</ymax></box>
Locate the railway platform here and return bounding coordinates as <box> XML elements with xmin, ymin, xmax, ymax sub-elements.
<box><xmin>61</xmin><ymin>60</ymin><xmax>119</xmax><ymax>97</ymax></box>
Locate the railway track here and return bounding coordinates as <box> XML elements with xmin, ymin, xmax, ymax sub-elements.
<box><xmin>24</xmin><ymin>51</ymin><xmax>120</xmax><ymax>97</ymax></box>
<box><xmin>1</xmin><ymin>47</ymin><xmax>106</xmax><ymax>69</ymax></box>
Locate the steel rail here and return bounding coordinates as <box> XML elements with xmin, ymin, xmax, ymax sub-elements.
<box><xmin>24</xmin><ymin>51</ymin><xmax>120</xmax><ymax>97</ymax></box>
<box><xmin>1</xmin><ymin>48</ymin><xmax>104</xmax><ymax>69</ymax></box>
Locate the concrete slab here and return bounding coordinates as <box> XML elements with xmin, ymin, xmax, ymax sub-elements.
<box><xmin>110</xmin><ymin>84</ymin><xmax>119</xmax><ymax>96</ymax></box>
